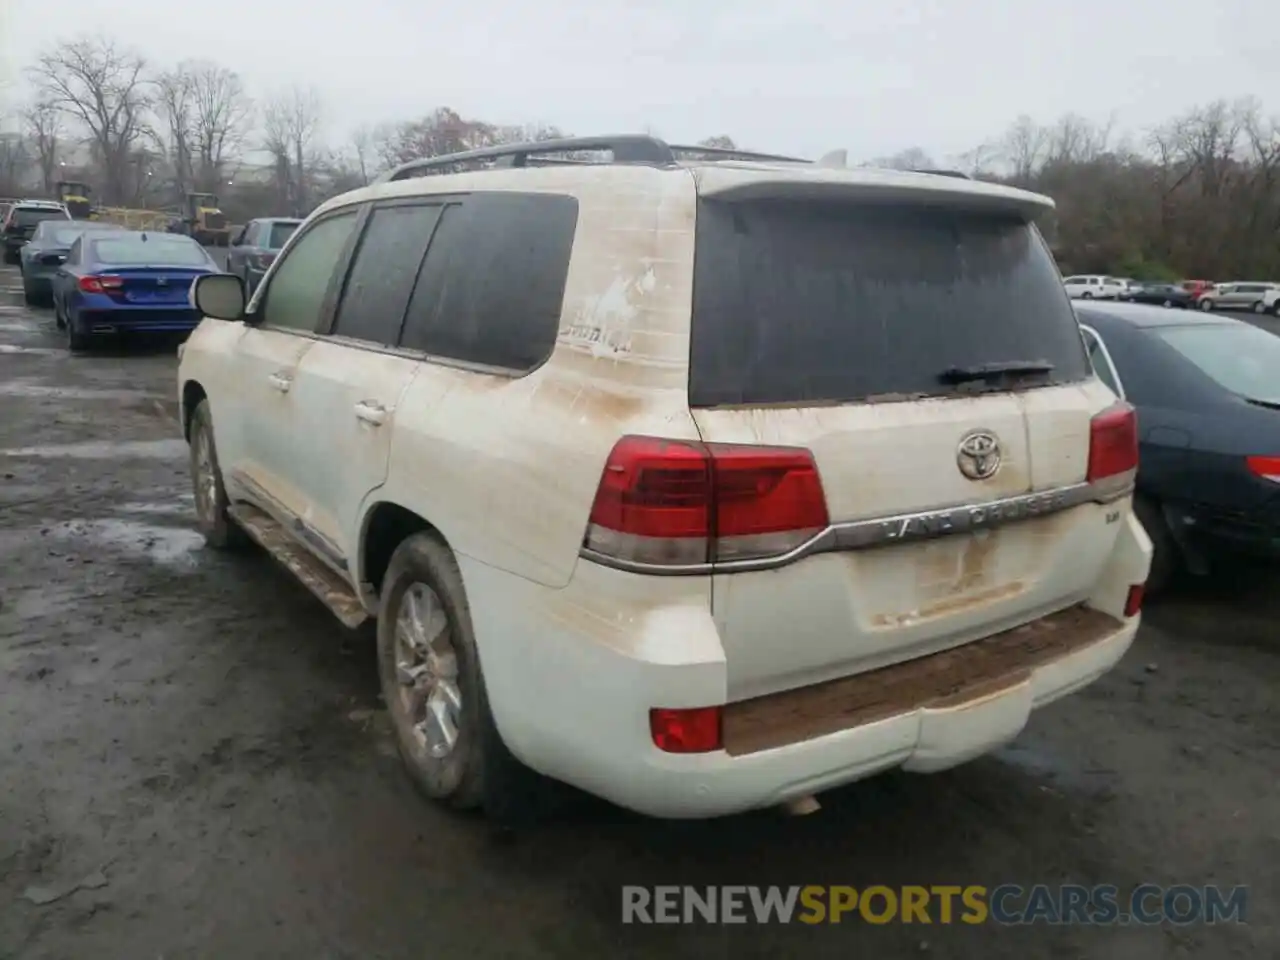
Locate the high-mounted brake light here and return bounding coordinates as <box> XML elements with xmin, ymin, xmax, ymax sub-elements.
<box><xmin>1246</xmin><ymin>456</ymin><xmax>1280</xmax><ymax>483</ymax></box>
<box><xmin>583</xmin><ymin>435</ymin><xmax>830</xmax><ymax>568</ymax></box>
<box><xmin>1087</xmin><ymin>402</ymin><xmax>1139</xmax><ymax>484</ymax></box>
<box><xmin>78</xmin><ymin>274</ymin><xmax>123</xmax><ymax>294</ymax></box>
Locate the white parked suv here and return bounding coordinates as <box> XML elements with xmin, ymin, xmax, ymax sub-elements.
<box><xmin>1063</xmin><ymin>275</ymin><xmax>1127</xmax><ymax>300</ymax></box>
<box><xmin>1196</xmin><ymin>281</ymin><xmax>1280</xmax><ymax>315</ymax></box>
<box><xmin>178</xmin><ymin>135</ymin><xmax>1151</xmax><ymax>822</ymax></box>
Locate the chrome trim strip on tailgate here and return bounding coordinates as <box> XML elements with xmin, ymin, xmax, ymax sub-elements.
<box><xmin>579</xmin><ymin>474</ymin><xmax>1135</xmax><ymax>576</ymax></box>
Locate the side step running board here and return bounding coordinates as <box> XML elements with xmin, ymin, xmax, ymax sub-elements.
<box><xmin>227</xmin><ymin>503</ymin><xmax>371</xmax><ymax>629</ymax></box>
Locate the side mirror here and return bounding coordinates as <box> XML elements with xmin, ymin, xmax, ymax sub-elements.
<box><xmin>191</xmin><ymin>273</ymin><xmax>247</xmax><ymax>321</ymax></box>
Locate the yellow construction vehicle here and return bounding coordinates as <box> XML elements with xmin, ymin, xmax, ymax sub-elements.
<box><xmin>171</xmin><ymin>192</ymin><xmax>231</xmax><ymax>246</ymax></box>
<box><xmin>56</xmin><ymin>181</ymin><xmax>95</xmax><ymax>220</ymax></box>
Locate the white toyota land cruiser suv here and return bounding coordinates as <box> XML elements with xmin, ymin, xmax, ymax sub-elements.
<box><xmin>178</xmin><ymin>135</ymin><xmax>1151</xmax><ymax>821</ymax></box>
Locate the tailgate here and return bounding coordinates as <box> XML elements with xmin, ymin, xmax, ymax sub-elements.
<box><xmin>688</xmin><ymin>192</ymin><xmax>1125</xmax><ymax>700</ymax></box>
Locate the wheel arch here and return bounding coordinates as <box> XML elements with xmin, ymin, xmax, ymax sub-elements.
<box><xmin>181</xmin><ymin>379</ymin><xmax>208</xmax><ymax>440</ymax></box>
<box><xmin>359</xmin><ymin>501</ymin><xmax>452</xmax><ymax>599</ymax></box>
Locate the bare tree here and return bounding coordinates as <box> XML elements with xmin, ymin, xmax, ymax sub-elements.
<box><xmin>1001</xmin><ymin>115</ymin><xmax>1047</xmax><ymax>184</ymax></box>
<box><xmin>698</xmin><ymin>135</ymin><xmax>737</xmax><ymax>149</ymax></box>
<box><xmin>21</xmin><ymin>99</ymin><xmax>62</xmax><ymax>194</ymax></box>
<box><xmin>349</xmin><ymin>125</ymin><xmax>375</xmax><ymax>185</ymax></box>
<box><xmin>152</xmin><ymin>68</ymin><xmax>195</xmax><ymax>198</ymax></box>
<box><xmin>27</xmin><ymin>39</ymin><xmax>151</xmax><ymax>205</ymax></box>
<box><xmin>376</xmin><ymin>107</ymin><xmax>496</xmax><ymax>169</ymax></box>
<box><xmin>0</xmin><ymin>132</ymin><xmax>30</xmax><ymax>196</ymax></box>
<box><xmin>188</xmin><ymin>63</ymin><xmax>252</xmax><ymax>193</ymax></box>
<box><xmin>263</xmin><ymin>87</ymin><xmax>322</xmax><ymax>214</ymax></box>
<box><xmin>868</xmin><ymin>146</ymin><xmax>936</xmax><ymax>170</ymax></box>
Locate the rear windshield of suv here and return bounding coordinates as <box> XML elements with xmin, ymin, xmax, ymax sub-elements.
<box><xmin>689</xmin><ymin>200</ymin><xmax>1091</xmax><ymax>407</ymax></box>
<box><xmin>13</xmin><ymin>208</ymin><xmax>67</xmax><ymax>227</ymax></box>
<box><xmin>267</xmin><ymin>222</ymin><xmax>299</xmax><ymax>249</ymax></box>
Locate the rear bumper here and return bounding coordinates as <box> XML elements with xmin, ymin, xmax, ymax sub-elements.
<box><xmin>458</xmin><ymin>514</ymin><xmax>1148</xmax><ymax>819</ymax></box>
<box><xmin>72</xmin><ymin>307</ymin><xmax>202</xmax><ymax>333</ymax></box>
<box><xmin>1171</xmin><ymin>502</ymin><xmax>1280</xmax><ymax>561</ymax></box>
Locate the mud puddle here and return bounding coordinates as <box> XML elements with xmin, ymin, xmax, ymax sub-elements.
<box><xmin>0</xmin><ymin>438</ymin><xmax>187</xmax><ymax>460</ymax></box>
<box><xmin>0</xmin><ymin>381</ymin><xmax>154</xmax><ymax>401</ymax></box>
<box><xmin>49</xmin><ymin>517</ymin><xmax>205</xmax><ymax>566</ymax></box>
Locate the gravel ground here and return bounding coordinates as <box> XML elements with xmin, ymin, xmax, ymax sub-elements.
<box><xmin>0</xmin><ymin>262</ymin><xmax>1277</xmax><ymax>959</ymax></box>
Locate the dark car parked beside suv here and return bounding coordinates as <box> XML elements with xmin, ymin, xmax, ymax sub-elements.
<box><xmin>1077</xmin><ymin>301</ymin><xmax>1280</xmax><ymax>592</ymax></box>
<box><xmin>2</xmin><ymin>200</ymin><xmax>72</xmax><ymax>264</ymax></box>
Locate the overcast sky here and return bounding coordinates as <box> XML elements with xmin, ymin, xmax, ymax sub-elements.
<box><xmin>3</xmin><ymin>0</ymin><xmax>1278</xmax><ymax>160</ymax></box>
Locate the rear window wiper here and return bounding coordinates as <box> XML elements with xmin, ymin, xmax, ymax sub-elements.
<box><xmin>1245</xmin><ymin>397</ymin><xmax>1280</xmax><ymax>411</ymax></box>
<box><xmin>939</xmin><ymin>361</ymin><xmax>1055</xmax><ymax>385</ymax></box>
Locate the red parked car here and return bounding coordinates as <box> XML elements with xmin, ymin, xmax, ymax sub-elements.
<box><xmin>1181</xmin><ymin>279</ymin><xmax>1215</xmax><ymax>300</ymax></box>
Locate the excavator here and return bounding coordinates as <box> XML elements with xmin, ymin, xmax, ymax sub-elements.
<box><xmin>168</xmin><ymin>192</ymin><xmax>231</xmax><ymax>246</ymax></box>
<box><xmin>56</xmin><ymin>181</ymin><xmax>95</xmax><ymax>220</ymax></box>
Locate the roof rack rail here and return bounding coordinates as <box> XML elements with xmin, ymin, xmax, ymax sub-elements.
<box><xmin>667</xmin><ymin>143</ymin><xmax>811</xmax><ymax>164</ymax></box>
<box><xmin>374</xmin><ymin>134</ymin><xmax>824</xmax><ymax>184</ymax></box>
<box><xmin>908</xmin><ymin>168</ymin><xmax>972</xmax><ymax>180</ymax></box>
<box><xmin>376</xmin><ymin>134</ymin><xmax>678</xmax><ymax>183</ymax></box>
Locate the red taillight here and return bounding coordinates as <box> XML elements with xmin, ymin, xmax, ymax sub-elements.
<box><xmin>254</xmin><ymin>252</ymin><xmax>276</xmax><ymax>269</ymax></box>
<box><xmin>649</xmin><ymin>706</ymin><xmax>722</xmax><ymax>753</ymax></box>
<box><xmin>78</xmin><ymin>274</ymin><xmax>123</xmax><ymax>294</ymax></box>
<box><xmin>583</xmin><ymin>435</ymin><xmax>830</xmax><ymax>567</ymax></box>
<box><xmin>1124</xmin><ymin>584</ymin><xmax>1145</xmax><ymax>617</ymax></box>
<box><xmin>1087</xmin><ymin>403</ymin><xmax>1139</xmax><ymax>483</ymax></box>
<box><xmin>1246</xmin><ymin>456</ymin><xmax>1280</xmax><ymax>483</ymax></box>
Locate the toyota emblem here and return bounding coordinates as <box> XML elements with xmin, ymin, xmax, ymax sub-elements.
<box><xmin>956</xmin><ymin>430</ymin><xmax>1002</xmax><ymax>481</ymax></box>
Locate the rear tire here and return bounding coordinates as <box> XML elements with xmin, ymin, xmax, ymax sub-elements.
<box><xmin>2</xmin><ymin>249</ymin><xmax>17</xmax><ymax>266</ymax></box>
<box><xmin>188</xmin><ymin>399</ymin><xmax>248</xmax><ymax>550</ymax></box>
<box><xmin>53</xmin><ymin>294</ymin><xmax>66</xmax><ymax>329</ymax></box>
<box><xmin>66</xmin><ymin>315</ymin><xmax>90</xmax><ymax>353</ymax></box>
<box><xmin>22</xmin><ymin>284</ymin><xmax>37</xmax><ymax>306</ymax></box>
<box><xmin>1134</xmin><ymin>496</ymin><xmax>1180</xmax><ymax>598</ymax></box>
<box><xmin>1081</xmin><ymin>292</ymin><xmax>1094</xmax><ymax>299</ymax></box>
<box><xmin>378</xmin><ymin>533</ymin><xmax>555</xmax><ymax>824</ymax></box>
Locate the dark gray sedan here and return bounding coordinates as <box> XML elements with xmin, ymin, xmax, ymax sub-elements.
<box><xmin>225</xmin><ymin>218</ymin><xmax>301</xmax><ymax>295</ymax></box>
<box><xmin>1077</xmin><ymin>302</ymin><xmax>1280</xmax><ymax>593</ymax></box>
<box><xmin>18</xmin><ymin>220</ymin><xmax>124</xmax><ymax>305</ymax></box>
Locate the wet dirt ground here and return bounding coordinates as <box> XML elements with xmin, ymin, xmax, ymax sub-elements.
<box><xmin>1</xmin><ymin>262</ymin><xmax>1277</xmax><ymax>960</ymax></box>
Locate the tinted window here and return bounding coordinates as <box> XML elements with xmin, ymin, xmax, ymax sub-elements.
<box><xmin>689</xmin><ymin>201</ymin><xmax>1091</xmax><ymax>406</ymax></box>
<box><xmin>239</xmin><ymin>223</ymin><xmax>257</xmax><ymax>245</ymax></box>
<box><xmin>89</xmin><ymin>236</ymin><xmax>212</xmax><ymax>266</ymax></box>
<box><xmin>14</xmin><ymin>208</ymin><xmax>67</xmax><ymax>227</ymax></box>
<box><xmin>332</xmin><ymin>204</ymin><xmax>443</xmax><ymax>346</ymax></box>
<box><xmin>1155</xmin><ymin>324</ymin><xmax>1280</xmax><ymax>404</ymax></box>
<box><xmin>260</xmin><ymin>211</ymin><xmax>359</xmax><ymax>333</ymax></box>
<box><xmin>400</xmin><ymin>193</ymin><xmax>577</xmax><ymax>370</ymax></box>
<box><xmin>267</xmin><ymin>223</ymin><xmax>300</xmax><ymax>249</ymax></box>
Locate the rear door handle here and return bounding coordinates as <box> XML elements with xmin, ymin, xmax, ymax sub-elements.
<box><xmin>267</xmin><ymin>373</ymin><xmax>292</xmax><ymax>393</ymax></box>
<box><xmin>354</xmin><ymin>401</ymin><xmax>386</xmax><ymax>426</ymax></box>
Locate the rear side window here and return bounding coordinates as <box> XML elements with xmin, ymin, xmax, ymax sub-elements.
<box><xmin>332</xmin><ymin>204</ymin><xmax>443</xmax><ymax>347</ymax></box>
<box><xmin>399</xmin><ymin>192</ymin><xmax>577</xmax><ymax>371</ymax></box>
<box><xmin>268</xmin><ymin>222</ymin><xmax>299</xmax><ymax>249</ymax></box>
<box><xmin>689</xmin><ymin>201</ymin><xmax>1091</xmax><ymax>407</ymax></box>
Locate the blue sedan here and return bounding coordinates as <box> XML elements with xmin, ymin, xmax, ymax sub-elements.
<box><xmin>51</xmin><ymin>231</ymin><xmax>222</xmax><ymax>352</ymax></box>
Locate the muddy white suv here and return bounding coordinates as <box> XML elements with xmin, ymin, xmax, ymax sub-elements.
<box><xmin>178</xmin><ymin>134</ymin><xmax>1151</xmax><ymax>821</ymax></box>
